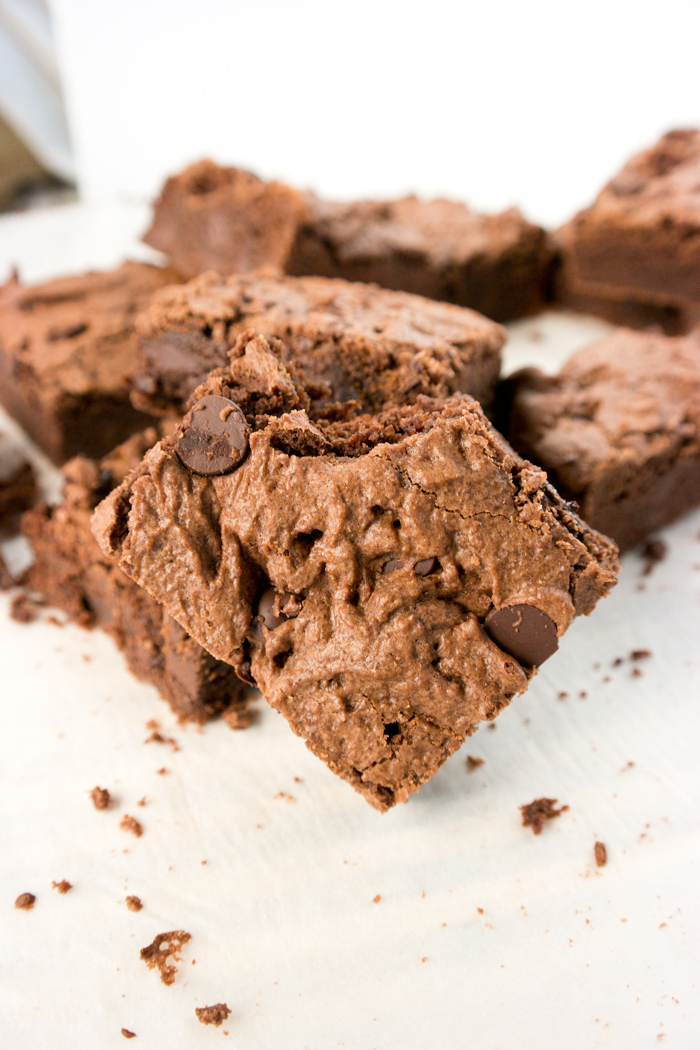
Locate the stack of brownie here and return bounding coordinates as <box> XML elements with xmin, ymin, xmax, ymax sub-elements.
<box><xmin>3</xmin><ymin>129</ymin><xmax>700</xmax><ymax>809</ymax></box>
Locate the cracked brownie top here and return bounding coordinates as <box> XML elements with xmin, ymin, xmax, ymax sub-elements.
<box><xmin>94</xmin><ymin>333</ymin><xmax>619</xmax><ymax>810</ymax></box>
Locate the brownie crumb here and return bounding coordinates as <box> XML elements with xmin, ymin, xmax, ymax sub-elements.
<box><xmin>137</xmin><ymin>797</ymin><xmax>146</xmax><ymax>807</ymax></box>
<box><xmin>90</xmin><ymin>786</ymin><xmax>111</xmax><ymax>810</ymax></box>
<box><xmin>156</xmin><ymin>767</ymin><xmax>167</xmax><ymax>775</ymax></box>
<box><xmin>140</xmin><ymin>930</ymin><xmax>192</xmax><ymax>985</ymax></box>
<box><xmin>120</xmin><ymin>815</ymin><xmax>143</xmax><ymax>837</ymax></box>
<box><xmin>145</xmin><ymin>719</ymin><xmax>158</xmax><ymax>730</ymax></box>
<box><xmin>594</xmin><ymin>841</ymin><xmax>607</xmax><ymax>867</ymax></box>
<box><xmin>557</xmin><ymin>691</ymin><xmax>568</xmax><ymax>700</ymax></box>
<box><xmin>121</xmin><ymin>1029</ymin><xmax>136</xmax><ymax>1039</ymax></box>
<box><xmin>223</xmin><ymin>705</ymin><xmax>255</xmax><ymax>730</ymax></box>
<box><xmin>631</xmin><ymin>667</ymin><xmax>643</xmax><ymax>678</ymax></box>
<box><xmin>144</xmin><ymin>730</ymin><xmax>179</xmax><ymax>751</ymax></box>
<box><xmin>126</xmin><ymin>895</ymin><xmax>143</xmax><ymax>912</ymax></box>
<box><xmin>14</xmin><ymin>892</ymin><xmax>35</xmax><ymax>910</ymax></box>
<box><xmin>642</xmin><ymin>538</ymin><xmax>667</xmax><ymax>575</ymax></box>
<box><xmin>520</xmin><ymin>798</ymin><xmax>569</xmax><ymax>835</ymax></box>
<box><xmin>196</xmin><ymin>1003</ymin><xmax>231</xmax><ymax>1027</ymax></box>
<box><xmin>466</xmin><ymin>755</ymin><xmax>484</xmax><ymax>772</ymax></box>
<box><xmin>630</xmin><ymin>649</ymin><xmax>651</xmax><ymax>661</ymax></box>
<box><xmin>9</xmin><ymin>592</ymin><xmax>41</xmax><ymax>623</ymax></box>
<box><xmin>51</xmin><ymin>880</ymin><xmax>72</xmax><ymax>894</ymax></box>
<box><xmin>373</xmin><ymin>894</ymin><xmax>381</xmax><ymax>903</ymax></box>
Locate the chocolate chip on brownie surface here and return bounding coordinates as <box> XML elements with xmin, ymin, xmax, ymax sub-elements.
<box><xmin>131</xmin><ymin>270</ymin><xmax>506</xmax><ymax>419</ymax></box>
<box><xmin>94</xmin><ymin>333</ymin><xmax>618</xmax><ymax>810</ymax></box>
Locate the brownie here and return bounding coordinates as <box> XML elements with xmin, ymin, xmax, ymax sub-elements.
<box><xmin>557</xmin><ymin>129</ymin><xmax>700</xmax><ymax>321</ymax></box>
<box><xmin>22</xmin><ymin>429</ymin><xmax>252</xmax><ymax>725</ymax></box>
<box><xmin>143</xmin><ymin>160</ymin><xmax>552</xmax><ymax>321</ymax></box>
<box><xmin>0</xmin><ymin>432</ymin><xmax>36</xmax><ymax>533</ymax></box>
<box><xmin>0</xmin><ymin>262</ymin><xmax>179</xmax><ymax>464</ymax></box>
<box><xmin>130</xmin><ymin>270</ymin><xmax>506</xmax><ymax>419</ymax></box>
<box><xmin>502</xmin><ymin>328</ymin><xmax>700</xmax><ymax>550</ymax></box>
<box><xmin>93</xmin><ymin>333</ymin><xmax>619</xmax><ymax>810</ymax></box>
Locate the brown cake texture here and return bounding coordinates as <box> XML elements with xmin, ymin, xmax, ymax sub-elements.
<box><xmin>131</xmin><ymin>270</ymin><xmax>506</xmax><ymax>419</ymax></box>
<box><xmin>94</xmin><ymin>333</ymin><xmax>619</xmax><ymax>811</ymax></box>
<box><xmin>0</xmin><ymin>431</ymin><xmax>36</xmax><ymax>533</ymax></box>
<box><xmin>502</xmin><ymin>327</ymin><xmax>700</xmax><ymax>550</ymax></box>
<box><xmin>22</xmin><ymin>429</ymin><xmax>252</xmax><ymax>725</ymax></box>
<box><xmin>0</xmin><ymin>262</ymin><xmax>178</xmax><ymax>464</ymax></box>
<box><xmin>554</xmin><ymin>129</ymin><xmax>700</xmax><ymax>330</ymax></box>
<box><xmin>143</xmin><ymin>160</ymin><xmax>552</xmax><ymax>321</ymax></box>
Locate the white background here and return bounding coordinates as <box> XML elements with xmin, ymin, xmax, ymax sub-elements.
<box><xmin>49</xmin><ymin>0</ymin><xmax>700</xmax><ymax>227</ymax></box>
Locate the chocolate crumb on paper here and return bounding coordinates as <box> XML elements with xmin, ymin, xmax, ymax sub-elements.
<box><xmin>51</xmin><ymin>880</ymin><xmax>72</xmax><ymax>894</ymax></box>
<box><xmin>373</xmin><ymin>895</ymin><xmax>381</xmax><ymax>904</ymax></box>
<box><xmin>196</xmin><ymin>1003</ymin><xmax>231</xmax><ymax>1027</ymax></box>
<box><xmin>140</xmin><ymin>930</ymin><xmax>191</xmax><ymax>986</ymax></box>
<box><xmin>466</xmin><ymin>755</ymin><xmax>484</xmax><ymax>772</ymax></box>
<box><xmin>14</xmin><ymin>892</ymin><xmax>35</xmax><ymax>910</ymax></box>
<box><xmin>126</xmin><ymin>895</ymin><xmax>143</xmax><ymax>912</ymax></box>
<box><xmin>594</xmin><ymin>841</ymin><xmax>608</xmax><ymax>867</ymax></box>
<box><xmin>121</xmin><ymin>1028</ymin><xmax>136</xmax><ymax>1039</ymax></box>
<box><xmin>520</xmin><ymin>798</ymin><xmax>569</xmax><ymax>835</ymax></box>
<box><xmin>642</xmin><ymin>538</ymin><xmax>667</xmax><ymax>575</ymax></box>
<box><xmin>90</xmin><ymin>786</ymin><xmax>111</xmax><ymax>810</ymax></box>
<box><xmin>120</xmin><ymin>815</ymin><xmax>143</xmax><ymax>837</ymax></box>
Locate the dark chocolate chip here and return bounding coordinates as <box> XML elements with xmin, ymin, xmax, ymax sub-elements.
<box><xmin>484</xmin><ymin>604</ymin><xmax>558</xmax><ymax>668</ymax></box>
<box><xmin>256</xmin><ymin>588</ymin><xmax>288</xmax><ymax>632</ymax></box>
<box><xmin>382</xmin><ymin>558</ymin><xmax>401</xmax><ymax>575</ymax></box>
<box><xmin>175</xmin><ymin>395</ymin><xmax>249</xmax><ymax>476</ymax></box>
<box><xmin>236</xmin><ymin>659</ymin><xmax>255</xmax><ymax>685</ymax></box>
<box><xmin>414</xmin><ymin>557</ymin><xmax>439</xmax><ymax>576</ymax></box>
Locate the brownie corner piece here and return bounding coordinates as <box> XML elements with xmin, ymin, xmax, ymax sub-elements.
<box><xmin>503</xmin><ymin>326</ymin><xmax>700</xmax><ymax>550</ymax></box>
<box><xmin>0</xmin><ymin>261</ymin><xmax>178</xmax><ymax>464</ymax></box>
<box><xmin>94</xmin><ymin>332</ymin><xmax>618</xmax><ymax>811</ymax></box>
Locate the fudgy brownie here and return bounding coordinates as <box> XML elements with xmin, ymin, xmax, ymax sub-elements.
<box><xmin>0</xmin><ymin>262</ymin><xmax>179</xmax><ymax>464</ymax></box>
<box><xmin>22</xmin><ymin>429</ymin><xmax>252</xmax><ymax>725</ymax></box>
<box><xmin>502</xmin><ymin>327</ymin><xmax>700</xmax><ymax>550</ymax></box>
<box><xmin>0</xmin><ymin>432</ymin><xmax>36</xmax><ymax>533</ymax></box>
<box><xmin>143</xmin><ymin>160</ymin><xmax>552</xmax><ymax>321</ymax></box>
<box><xmin>130</xmin><ymin>271</ymin><xmax>506</xmax><ymax>419</ymax></box>
<box><xmin>557</xmin><ymin>129</ymin><xmax>700</xmax><ymax>322</ymax></box>
<box><xmin>94</xmin><ymin>333</ymin><xmax>619</xmax><ymax>810</ymax></box>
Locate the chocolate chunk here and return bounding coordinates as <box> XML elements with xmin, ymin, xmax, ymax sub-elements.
<box><xmin>382</xmin><ymin>558</ymin><xmax>401</xmax><ymax>575</ymax></box>
<box><xmin>414</xmin><ymin>557</ymin><xmax>438</xmax><ymax>576</ymax></box>
<box><xmin>175</xmin><ymin>395</ymin><xmax>249</xmax><ymax>476</ymax></box>
<box><xmin>485</xmin><ymin>604</ymin><xmax>558</xmax><ymax>667</ymax></box>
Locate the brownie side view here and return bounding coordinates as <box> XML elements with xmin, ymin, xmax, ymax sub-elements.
<box><xmin>559</xmin><ymin>129</ymin><xmax>700</xmax><ymax>314</ymax></box>
<box><xmin>502</xmin><ymin>327</ymin><xmax>700</xmax><ymax>550</ymax></box>
<box><xmin>22</xmin><ymin>430</ymin><xmax>252</xmax><ymax>726</ymax></box>
<box><xmin>0</xmin><ymin>432</ymin><xmax>37</xmax><ymax>534</ymax></box>
<box><xmin>94</xmin><ymin>334</ymin><xmax>619</xmax><ymax>810</ymax></box>
<box><xmin>0</xmin><ymin>262</ymin><xmax>178</xmax><ymax>464</ymax></box>
<box><xmin>143</xmin><ymin>160</ymin><xmax>311</xmax><ymax>280</ymax></box>
<box><xmin>288</xmin><ymin>195</ymin><xmax>553</xmax><ymax>322</ymax></box>
<box><xmin>130</xmin><ymin>270</ymin><xmax>506</xmax><ymax>419</ymax></box>
<box><xmin>142</xmin><ymin>160</ymin><xmax>552</xmax><ymax>321</ymax></box>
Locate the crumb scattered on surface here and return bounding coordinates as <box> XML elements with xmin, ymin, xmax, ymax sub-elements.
<box><xmin>579</xmin><ymin>690</ymin><xmax>587</xmax><ymax>699</ymax></box>
<box><xmin>126</xmin><ymin>895</ymin><xmax>143</xmax><ymax>912</ymax></box>
<box><xmin>144</xmin><ymin>730</ymin><xmax>179</xmax><ymax>751</ymax></box>
<box><xmin>477</xmin><ymin>907</ymin><xmax>484</xmax><ymax>914</ymax></box>
<box><xmin>137</xmin><ymin>796</ymin><xmax>146</xmax><ymax>807</ymax></box>
<box><xmin>421</xmin><ymin>957</ymin><xmax>428</xmax><ymax>963</ymax></box>
<box><xmin>373</xmin><ymin>894</ymin><xmax>381</xmax><ymax>903</ymax></box>
<box><xmin>51</xmin><ymin>880</ymin><xmax>72</xmax><ymax>894</ymax></box>
<box><xmin>642</xmin><ymin>538</ymin><xmax>667</xmax><ymax>575</ymax></box>
<box><xmin>156</xmin><ymin>768</ymin><xmax>167</xmax><ymax>775</ymax></box>
<box><xmin>14</xmin><ymin>892</ymin><xmax>35</xmax><ymax>910</ymax></box>
<box><xmin>466</xmin><ymin>755</ymin><xmax>484</xmax><ymax>772</ymax></box>
<box><xmin>120</xmin><ymin>815</ymin><xmax>143</xmax><ymax>837</ymax></box>
<box><xmin>520</xmin><ymin>798</ymin><xmax>569</xmax><ymax>835</ymax></box>
<box><xmin>557</xmin><ymin>691</ymin><xmax>568</xmax><ymax>700</ymax></box>
<box><xmin>195</xmin><ymin>1003</ymin><xmax>231</xmax><ymax>1027</ymax></box>
<box><xmin>90</xmin><ymin>786</ymin><xmax>111</xmax><ymax>810</ymax></box>
<box><xmin>145</xmin><ymin>719</ymin><xmax>158</xmax><ymax>730</ymax></box>
<box><xmin>273</xmin><ymin>792</ymin><xmax>294</xmax><ymax>802</ymax></box>
<box><xmin>223</xmin><ymin>705</ymin><xmax>255</xmax><ymax>729</ymax></box>
<box><xmin>9</xmin><ymin>592</ymin><xmax>41</xmax><ymax>623</ymax></box>
<box><xmin>140</xmin><ymin>930</ymin><xmax>191</xmax><ymax>986</ymax></box>
<box><xmin>487</xmin><ymin>722</ymin><xmax>497</xmax><ymax>731</ymax></box>
<box><xmin>594</xmin><ymin>841</ymin><xmax>607</xmax><ymax>867</ymax></box>
<box><xmin>631</xmin><ymin>649</ymin><xmax>651</xmax><ymax>661</ymax></box>
<box><xmin>46</xmin><ymin>614</ymin><xmax>62</xmax><ymax>626</ymax></box>
<box><xmin>121</xmin><ymin>1029</ymin><xmax>136</xmax><ymax>1039</ymax></box>
<box><xmin>631</xmin><ymin>667</ymin><xmax>643</xmax><ymax>678</ymax></box>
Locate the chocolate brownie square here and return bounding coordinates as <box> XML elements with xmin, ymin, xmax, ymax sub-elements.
<box><xmin>94</xmin><ymin>333</ymin><xmax>618</xmax><ymax>810</ymax></box>
<box><xmin>502</xmin><ymin>327</ymin><xmax>700</xmax><ymax>550</ymax></box>
<box><xmin>130</xmin><ymin>271</ymin><xmax>506</xmax><ymax>419</ymax></box>
<box><xmin>557</xmin><ymin>129</ymin><xmax>700</xmax><ymax>321</ymax></box>
<box><xmin>143</xmin><ymin>160</ymin><xmax>552</xmax><ymax>321</ymax></box>
<box><xmin>0</xmin><ymin>432</ymin><xmax>36</xmax><ymax>534</ymax></box>
<box><xmin>22</xmin><ymin>430</ymin><xmax>251</xmax><ymax>725</ymax></box>
<box><xmin>0</xmin><ymin>262</ymin><xmax>179</xmax><ymax>464</ymax></box>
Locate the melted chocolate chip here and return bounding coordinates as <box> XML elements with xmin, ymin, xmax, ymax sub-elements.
<box><xmin>175</xmin><ymin>395</ymin><xmax>249</xmax><ymax>476</ymax></box>
<box><xmin>382</xmin><ymin>558</ymin><xmax>401</xmax><ymax>575</ymax></box>
<box><xmin>236</xmin><ymin>659</ymin><xmax>255</xmax><ymax>684</ymax></box>
<box><xmin>484</xmin><ymin>604</ymin><xmax>558</xmax><ymax>667</ymax></box>
<box><xmin>414</xmin><ymin>557</ymin><xmax>439</xmax><ymax>576</ymax></box>
<box><xmin>256</xmin><ymin>588</ymin><xmax>288</xmax><ymax>632</ymax></box>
